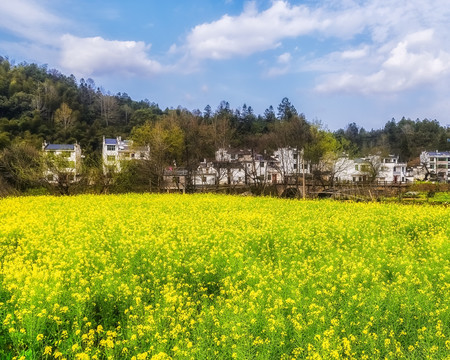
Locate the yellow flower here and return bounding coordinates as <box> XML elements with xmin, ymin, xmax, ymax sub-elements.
<box><xmin>136</xmin><ymin>352</ymin><xmax>148</xmax><ymax>360</ymax></box>
<box><xmin>75</xmin><ymin>353</ymin><xmax>89</xmax><ymax>360</ymax></box>
<box><xmin>36</xmin><ymin>333</ymin><xmax>44</xmax><ymax>341</ymax></box>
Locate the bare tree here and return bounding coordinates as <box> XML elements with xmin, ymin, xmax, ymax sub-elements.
<box><xmin>54</xmin><ymin>102</ymin><xmax>75</xmax><ymax>135</ymax></box>
<box><xmin>98</xmin><ymin>92</ymin><xmax>120</xmax><ymax>126</ymax></box>
<box><xmin>362</xmin><ymin>155</ymin><xmax>383</xmax><ymax>183</ymax></box>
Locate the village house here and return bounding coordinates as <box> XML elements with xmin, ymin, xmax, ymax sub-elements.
<box><xmin>102</xmin><ymin>136</ymin><xmax>150</xmax><ymax>173</ymax></box>
<box><xmin>252</xmin><ymin>153</ymin><xmax>282</xmax><ymax>185</ymax></box>
<box><xmin>194</xmin><ymin>160</ymin><xmax>218</xmax><ymax>187</ymax></box>
<box><xmin>214</xmin><ymin>148</ymin><xmax>281</xmax><ymax>185</ymax></box>
<box><xmin>42</xmin><ymin>142</ymin><xmax>82</xmax><ymax>183</ymax></box>
<box><xmin>273</xmin><ymin>147</ymin><xmax>310</xmax><ymax>183</ymax></box>
<box><xmin>163</xmin><ymin>161</ymin><xmax>218</xmax><ymax>193</ymax></box>
<box><xmin>334</xmin><ymin>155</ymin><xmax>409</xmax><ymax>183</ymax></box>
<box><xmin>378</xmin><ymin>155</ymin><xmax>409</xmax><ymax>183</ymax></box>
<box><xmin>420</xmin><ymin>150</ymin><xmax>450</xmax><ymax>182</ymax></box>
<box><xmin>163</xmin><ymin>167</ymin><xmax>189</xmax><ymax>192</ymax></box>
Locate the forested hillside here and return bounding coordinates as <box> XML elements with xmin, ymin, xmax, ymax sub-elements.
<box><xmin>0</xmin><ymin>56</ymin><xmax>449</xmax><ymax>194</ymax></box>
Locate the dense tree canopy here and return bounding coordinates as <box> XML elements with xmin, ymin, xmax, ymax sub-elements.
<box><xmin>0</xmin><ymin>55</ymin><xmax>449</xmax><ymax>194</ymax></box>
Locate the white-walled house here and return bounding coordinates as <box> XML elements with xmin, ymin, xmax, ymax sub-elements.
<box><xmin>251</xmin><ymin>153</ymin><xmax>282</xmax><ymax>184</ymax></box>
<box><xmin>378</xmin><ymin>155</ymin><xmax>408</xmax><ymax>183</ymax></box>
<box><xmin>164</xmin><ymin>161</ymin><xmax>218</xmax><ymax>191</ymax></box>
<box><xmin>194</xmin><ymin>161</ymin><xmax>218</xmax><ymax>187</ymax></box>
<box><xmin>102</xmin><ymin>136</ymin><xmax>150</xmax><ymax>173</ymax></box>
<box><xmin>163</xmin><ymin>167</ymin><xmax>188</xmax><ymax>191</ymax></box>
<box><xmin>42</xmin><ymin>142</ymin><xmax>82</xmax><ymax>183</ymax></box>
<box><xmin>420</xmin><ymin>151</ymin><xmax>450</xmax><ymax>182</ymax></box>
<box><xmin>334</xmin><ymin>156</ymin><xmax>371</xmax><ymax>183</ymax></box>
<box><xmin>273</xmin><ymin>147</ymin><xmax>310</xmax><ymax>183</ymax></box>
<box><xmin>214</xmin><ymin>159</ymin><xmax>247</xmax><ymax>185</ymax></box>
<box><xmin>214</xmin><ymin>148</ymin><xmax>281</xmax><ymax>185</ymax></box>
<box><xmin>334</xmin><ymin>155</ymin><xmax>408</xmax><ymax>183</ymax></box>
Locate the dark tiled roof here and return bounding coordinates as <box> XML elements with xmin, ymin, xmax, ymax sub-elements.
<box><xmin>45</xmin><ymin>144</ymin><xmax>75</xmax><ymax>151</ymax></box>
<box><xmin>227</xmin><ymin>149</ymin><xmax>253</xmax><ymax>155</ymax></box>
<box><xmin>164</xmin><ymin>168</ymin><xmax>188</xmax><ymax>176</ymax></box>
<box><xmin>105</xmin><ymin>138</ymin><xmax>117</xmax><ymax>145</ymax></box>
<box><xmin>427</xmin><ymin>151</ymin><xmax>450</xmax><ymax>156</ymax></box>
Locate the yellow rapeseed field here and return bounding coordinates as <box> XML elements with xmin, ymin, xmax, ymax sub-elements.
<box><xmin>0</xmin><ymin>194</ymin><xmax>448</xmax><ymax>359</ymax></box>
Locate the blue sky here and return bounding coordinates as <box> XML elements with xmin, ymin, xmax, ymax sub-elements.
<box><xmin>1</xmin><ymin>0</ymin><xmax>450</xmax><ymax>130</ymax></box>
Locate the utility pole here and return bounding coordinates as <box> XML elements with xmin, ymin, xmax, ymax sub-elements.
<box><xmin>302</xmin><ymin>149</ymin><xmax>306</xmax><ymax>200</ymax></box>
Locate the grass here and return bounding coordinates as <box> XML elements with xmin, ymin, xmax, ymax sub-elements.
<box><xmin>0</xmin><ymin>194</ymin><xmax>449</xmax><ymax>359</ymax></box>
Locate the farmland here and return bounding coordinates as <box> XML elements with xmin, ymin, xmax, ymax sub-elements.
<box><xmin>0</xmin><ymin>194</ymin><xmax>449</xmax><ymax>359</ymax></box>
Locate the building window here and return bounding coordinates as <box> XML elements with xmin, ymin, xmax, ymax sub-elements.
<box><xmin>260</xmin><ymin>161</ymin><xmax>265</xmax><ymax>168</ymax></box>
<box><xmin>61</xmin><ymin>151</ymin><xmax>71</xmax><ymax>158</ymax></box>
<box><xmin>293</xmin><ymin>164</ymin><xmax>298</xmax><ymax>170</ymax></box>
<box><xmin>268</xmin><ymin>174</ymin><xmax>272</xmax><ymax>181</ymax></box>
<box><xmin>107</xmin><ymin>155</ymin><xmax>115</xmax><ymax>162</ymax></box>
<box><xmin>131</xmin><ymin>153</ymin><xmax>135</xmax><ymax>158</ymax></box>
<box><xmin>355</xmin><ymin>165</ymin><xmax>359</xmax><ymax>171</ymax></box>
<box><xmin>293</xmin><ymin>154</ymin><xmax>298</xmax><ymax>160</ymax></box>
<box><xmin>140</xmin><ymin>152</ymin><xmax>145</xmax><ymax>159</ymax></box>
<box><xmin>107</xmin><ymin>145</ymin><xmax>115</xmax><ymax>151</ymax></box>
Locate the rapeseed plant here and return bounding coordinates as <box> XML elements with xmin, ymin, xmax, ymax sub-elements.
<box><xmin>0</xmin><ymin>194</ymin><xmax>448</xmax><ymax>359</ymax></box>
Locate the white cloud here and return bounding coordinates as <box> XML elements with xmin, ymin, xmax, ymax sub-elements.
<box><xmin>316</xmin><ymin>29</ymin><xmax>450</xmax><ymax>94</ymax></box>
<box><xmin>341</xmin><ymin>47</ymin><xmax>368</xmax><ymax>60</ymax></box>
<box><xmin>184</xmin><ymin>1</ymin><xmax>322</xmax><ymax>60</ymax></box>
<box><xmin>278</xmin><ymin>52</ymin><xmax>292</xmax><ymax>64</ymax></box>
<box><xmin>3</xmin><ymin>0</ymin><xmax>450</xmax><ymax>100</ymax></box>
<box><xmin>0</xmin><ymin>0</ymin><xmax>166</xmax><ymax>79</ymax></box>
<box><xmin>59</xmin><ymin>35</ymin><xmax>165</xmax><ymax>77</ymax></box>
<box><xmin>0</xmin><ymin>0</ymin><xmax>64</xmax><ymax>44</ymax></box>
<box><xmin>180</xmin><ymin>0</ymin><xmax>450</xmax><ymax>95</ymax></box>
<box><xmin>264</xmin><ymin>52</ymin><xmax>292</xmax><ymax>77</ymax></box>
<box><xmin>180</xmin><ymin>0</ymin><xmax>385</xmax><ymax>61</ymax></box>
